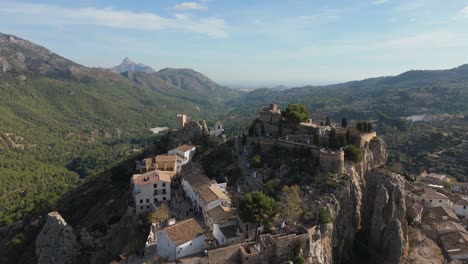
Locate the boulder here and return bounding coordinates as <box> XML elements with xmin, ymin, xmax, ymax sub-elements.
<box><xmin>36</xmin><ymin>212</ymin><xmax>79</xmax><ymax>264</ymax></box>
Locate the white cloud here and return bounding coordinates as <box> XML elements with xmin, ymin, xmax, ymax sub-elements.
<box><xmin>462</xmin><ymin>6</ymin><xmax>468</xmax><ymax>16</ymax></box>
<box><xmin>372</xmin><ymin>0</ymin><xmax>389</xmax><ymax>5</ymax></box>
<box><xmin>0</xmin><ymin>2</ymin><xmax>226</xmax><ymax>38</ymax></box>
<box><xmin>173</xmin><ymin>2</ymin><xmax>207</xmax><ymax>11</ymax></box>
<box><xmin>409</xmin><ymin>18</ymin><xmax>417</xmax><ymax>22</ymax></box>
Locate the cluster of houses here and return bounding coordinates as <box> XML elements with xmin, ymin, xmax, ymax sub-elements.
<box><xmin>130</xmin><ymin>114</ymin><xmax>258</xmax><ymax>261</ymax></box>
<box><xmin>131</xmin><ymin>144</ymin><xmax>196</xmax><ymax>214</ymax></box>
<box><xmin>154</xmin><ymin>162</ymin><xmax>255</xmax><ymax>261</ymax></box>
<box><xmin>407</xmin><ymin>173</ymin><xmax>468</xmax><ymax>261</ymax></box>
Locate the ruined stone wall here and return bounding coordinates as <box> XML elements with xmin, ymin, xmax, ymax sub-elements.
<box><xmin>319</xmin><ymin>150</ymin><xmax>344</xmax><ymax>174</ymax></box>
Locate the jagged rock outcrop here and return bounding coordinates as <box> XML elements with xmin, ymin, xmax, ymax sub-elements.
<box><xmin>364</xmin><ymin>170</ymin><xmax>407</xmax><ymax>264</ymax></box>
<box><xmin>36</xmin><ymin>212</ymin><xmax>79</xmax><ymax>264</ymax></box>
<box><xmin>169</xmin><ymin>120</ymin><xmax>213</xmax><ymax>148</ymax></box>
<box><xmin>307</xmin><ymin>136</ymin><xmax>408</xmax><ymax>263</ymax></box>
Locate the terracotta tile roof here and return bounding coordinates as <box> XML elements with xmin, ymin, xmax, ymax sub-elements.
<box><xmin>440</xmin><ymin>231</ymin><xmax>468</xmax><ymax>258</ymax></box>
<box><xmin>207</xmin><ymin>206</ymin><xmax>237</xmax><ymax>224</ymax></box>
<box><xmin>435</xmin><ymin>220</ymin><xmax>467</xmax><ymax>236</ymax></box>
<box><xmin>182</xmin><ymin>163</ymin><xmax>212</xmax><ymax>191</ymax></box>
<box><xmin>198</xmin><ymin>186</ymin><xmax>230</xmax><ymax>205</ymax></box>
<box><xmin>423</xmin><ymin>188</ymin><xmax>449</xmax><ymax>200</ymax></box>
<box><xmin>425</xmin><ymin>206</ymin><xmax>460</xmax><ymax>223</ymax></box>
<box><xmin>173</xmin><ymin>144</ymin><xmax>196</xmax><ymax>153</ymax></box>
<box><xmin>155</xmin><ymin>154</ymin><xmax>178</xmax><ymax>162</ymax></box>
<box><xmin>162</xmin><ymin>218</ymin><xmax>205</xmax><ymax>246</ymax></box>
<box><xmin>132</xmin><ymin>170</ymin><xmax>171</xmax><ymax>186</ymax></box>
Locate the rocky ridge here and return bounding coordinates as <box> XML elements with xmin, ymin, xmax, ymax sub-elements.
<box><xmin>307</xmin><ymin>136</ymin><xmax>408</xmax><ymax>264</ymax></box>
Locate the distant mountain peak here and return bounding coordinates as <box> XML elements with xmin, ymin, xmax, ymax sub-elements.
<box><xmin>111</xmin><ymin>57</ymin><xmax>155</xmax><ymax>74</ymax></box>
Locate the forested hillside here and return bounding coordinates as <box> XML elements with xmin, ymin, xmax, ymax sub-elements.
<box><xmin>227</xmin><ymin>65</ymin><xmax>468</xmax><ymax>120</ymax></box>
<box><xmin>0</xmin><ymin>33</ymin><xmax>240</xmax><ymax>226</ymax></box>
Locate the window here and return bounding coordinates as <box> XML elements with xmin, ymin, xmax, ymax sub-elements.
<box><xmin>429</xmin><ymin>200</ymin><xmax>432</xmax><ymax>203</ymax></box>
<box><xmin>163</xmin><ymin>189</ymin><xmax>167</xmax><ymax>194</ymax></box>
<box><xmin>154</xmin><ymin>184</ymin><xmax>157</xmax><ymax>188</ymax></box>
<box><xmin>464</xmin><ymin>206</ymin><xmax>466</xmax><ymax>209</ymax></box>
<box><xmin>439</xmin><ymin>200</ymin><xmax>442</xmax><ymax>203</ymax></box>
<box><xmin>147</xmin><ymin>205</ymin><xmax>150</xmax><ymax>209</ymax></box>
<box><xmin>154</xmin><ymin>198</ymin><xmax>157</xmax><ymax>203</ymax></box>
<box><xmin>140</xmin><ymin>206</ymin><xmax>143</xmax><ymax>210</ymax></box>
<box><xmin>163</xmin><ymin>197</ymin><xmax>167</xmax><ymax>201</ymax></box>
<box><xmin>146</xmin><ymin>199</ymin><xmax>149</xmax><ymax>203</ymax></box>
<box><xmin>154</xmin><ymin>190</ymin><xmax>158</xmax><ymax>195</ymax></box>
<box><xmin>163</xmin><ymin>183</ymin><xmax>166</xmax><ymax>187</ymax></box>
<box><xmin>140</xmin><ymin>199</ymin><xmax>143</xmax><ymax>204</ymax></box>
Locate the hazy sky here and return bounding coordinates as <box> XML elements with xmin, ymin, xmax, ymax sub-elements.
<box><xmin>1</xmin><ymin>0</ymin><xmax>468</xmax><ymax>86</ymax></box>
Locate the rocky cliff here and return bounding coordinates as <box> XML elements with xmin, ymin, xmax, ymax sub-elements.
<box><xmin>307</xmin><ymin>136</ymin><xmax>408</xmax><ymax>264</ymax></box>
<box><xmin>36</xmin><ymin>212</ymin><xmax>79</xmax><ymax>264</ymax></box>
<box><xmin>168</xmin><ymin>120</ymin><xmax>213</xmax><ymax>148</ymax></box>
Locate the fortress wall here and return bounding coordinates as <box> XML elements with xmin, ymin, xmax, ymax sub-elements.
<box><xmin>319</xmin><ymin>150</ymin><xmax>345</xmax><ymax>174</ymax></box>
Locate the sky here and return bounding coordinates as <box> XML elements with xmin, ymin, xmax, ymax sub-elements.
<box><xmin>1</xmin><ymin>0</ymin><xmax>468</xmax><ymax>86</ymax></box>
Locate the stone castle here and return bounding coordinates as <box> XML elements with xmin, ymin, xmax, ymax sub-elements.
<box><xmin>253</xmin><ymin>104</ymin><xmax>378</xmax><ymax>174</ymax></box>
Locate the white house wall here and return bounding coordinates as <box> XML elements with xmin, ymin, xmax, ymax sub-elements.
<box><xmin>175</xmin><ymin>235</ymin><xmax>205</xmax><ymax>259</ymax></box>
<box><xmin>156</xmin><ymin>230</ymin><xmax>176</xmax><ymax>261</ymax></box>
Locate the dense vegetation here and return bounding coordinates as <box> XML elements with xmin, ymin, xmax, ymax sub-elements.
<box><xmin>0</xmin><ymin>72</ymin><xmax>236</xmax><ymax>226</ymax></box>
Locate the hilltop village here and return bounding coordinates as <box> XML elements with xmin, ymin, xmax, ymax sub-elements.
<box><xmin>34</xmin><ymin>104</ymin><xmax>468</xmax><ymax>264</ymax></box>
<box><xmin>123</xmin><ymin>104</ymin><xmax>387</xmax><ymax>263</ymax></box>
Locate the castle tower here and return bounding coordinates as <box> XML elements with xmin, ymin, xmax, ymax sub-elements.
<box><xmin>269</xmin><ymin>104</ymin><xmax>278</xmax><ymax>112</ymax></box>
<box><xmin>214</xmin><ymin>121</ymin><xmax>224</xmax><ymax>137</ymax></box>
<box><xmin>177</xmin><ymin>114</ymin><xmax>187</xmax><ymax>128</ymax></box>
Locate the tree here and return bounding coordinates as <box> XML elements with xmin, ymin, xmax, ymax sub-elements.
<box><xmin>250</xmin><ymin>154</ymin><xmax>263</xmax><ymax>168</ymax></box>
<box><xmin>239</xmin><ymin>192</ymin><xmax>277</xmax><ymax>227</ymax></box>
<box><xmin>241</xmin><ymin>133</ymin><xmax>247</xmax><ymax>145</ymax></box>
<box><xmin>148</xmin><ymin>204</ymin><xmax>169</xmax><ymax>226</ymax></box>
<box><xmin>320</xmin><ymin>121</ymin><xmax>324</xmax><ymax>126</ymax></box>
<box><xmin>341</xmin><ymin>117</ymin><xmax>348</xmax><ymax>128</ymax></box>
<box><xmin>346</xmin><ymin>129</ymin><xmax>351</xmax><ymax>144</ymax></box>
<box><xmin>282</xmin><ymin>104</ymin><xmax>309</xmax><ymax>127</ymax></box>
<box><xmin>328</xmin><ymin>128</ymin><xmax>337</xmax><ymax>149</ymax></box>
<box><xmin>279</xmin><ymin>185</ymin><xmax>304</xmax><ymax>224</ymax></box>
<box><xmin>325</xmin><ymin>116</ymin><xmax>331</xmax><ymax>126</ymax></box>
<box><xmin>356</xmin><ymin>122</ymin><xmax>363</xmax><ymax>132</ymax></box>
<box><xmin>366</xmin><ymin>122</ymin><xmax>372</xmax><ymax>132</ymax></box>
<box><xmin>318</xmin><ymin>208</ymin><xmax>332</xmax><ymax>224</ymax></box>
<box><xmin>344</xmin><ymin>144</ymin><xmax>363</xmax><ymax>162</ymax></box>
<box><xmin>313</xmin><ymin>133</ymin><xmax>321</xmax><ymax>146</ymax></box>
<box><xmin>336</xmin><ymin>134</ymin><xmax>347</xmax><ymax>148</ymax></box>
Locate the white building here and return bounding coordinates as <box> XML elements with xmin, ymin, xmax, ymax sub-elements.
<box><xmin>205</xmin><ymin>205</ymin><xmax>243</xmax><ymax>246</ymax></box>
<box><xmin>197</xmin><ymin>186</ymin><xmax>231</xmax><ymax>218</ymax></box>
<box><xmin>420</xmin><ymin>171</ymin><xmax>447</xmax><ymax>183</ymax></box>
<box><xmin>451</xmin><ymin>195</ymin><xmax>468</xmax><ymax>218</ymax></box>
<box><xmin>214</xmin><ymin>121</ymin><xmax>224</xmax><ymax>137</ymax></box>
<box><xmin>131</xmin><ymin>170</ymin><xmax>172</xmax><ymax>214</ymax></box>
<box><xmin>181</xmin><ymin>165</ymin><xmax>214</xmax><ymax>204</ymax></box>
<box><xmin>156</xmin><ymin>218</ymin><xmax>206</xmax><ymax>261</ymax></box>
<box><xmin>168</xmin><ymin>144</ymin><xmax>196</xmax><ymax>165</ymax></box>
<box><xmin>155</xmin><ymin>154</ymin><xmax>181</xmax><ymax>175</ymax></box>
<box><xmin>421</xmin><ymin>188</ymin><xmax>453</xmax><ymax>208</ymax></box>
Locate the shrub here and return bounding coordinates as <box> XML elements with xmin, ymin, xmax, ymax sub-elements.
<box><xmin>344</xmin><ymin>144</ymin><xmax>363</xmax><ymax>162</ymax></box>
<box><xmin>318</xmin><ymin>208</ymin><xmax>332</xmax><ymax>224</ymax></box>
<box><xmin>250</xmin><ymin>154</ymin><xmax>263</xmax><ymax>168</ymax></box>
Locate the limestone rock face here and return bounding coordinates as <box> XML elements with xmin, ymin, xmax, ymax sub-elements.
<box><xmin>364</xmin><ymin>170</ymin><xmax>408</xmax><ymax>264</ymax></box>
<box><xmin>169</xmin><ymin>120</ymin><xmax>213</xmax><ymax>148</ymax></box>
<box><xmin>310</xmin><ymin>136</ymin><xmax>407</xmax><ymax>263</ymax></box>
<box><xmin>36</xmin><ymin>211</ymin><xmax>79</xmax><ymax>264</ymax></box>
